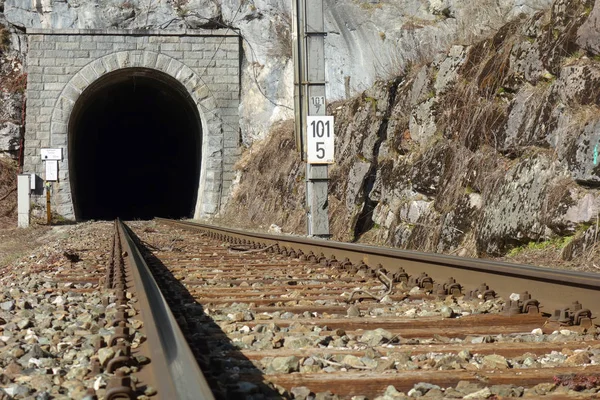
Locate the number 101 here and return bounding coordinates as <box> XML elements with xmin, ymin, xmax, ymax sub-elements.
<box><xmin>310</xmin><ymin>119</ymin><xmax>331</xmax><ymax>138</ymax></box>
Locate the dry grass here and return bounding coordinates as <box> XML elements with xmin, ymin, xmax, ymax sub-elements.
<box><xmin>0</xmin><ymin>26</ymin><xmax>10</xmax><ymax>54</ymax></box>
<box><xmin>213</xmin><ymin>120</ymin><xmax>306</xmax><ymax>234</ymax></box>
<box><xmin>0</xmin><ymin>157</ymin><xmax>18</xmax><ymax>230</ymax></box>
<box><xmin>0</xmin><ymin>225</ymin><xmax>51</xmax><ymax>268</ymax></box>
<box><xmin>0</xmin><ymin>71</ymin><xmax>26</xmax><ymax>95</ymax></box>
<box><xmin>437</xmin><ymin>21</ymin><xmax>523</xmax><ymax>152</ymax></box>
<box><xmin>569</xmin><ymin>103</ymin><xmax>600</xmax><ymax>133</ymax></box>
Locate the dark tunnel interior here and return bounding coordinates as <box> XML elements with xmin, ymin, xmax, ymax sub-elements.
<box><xmin>69</xmin><ymin>68</ymin><xmax>201</xmax><ymax>221</ymax></box>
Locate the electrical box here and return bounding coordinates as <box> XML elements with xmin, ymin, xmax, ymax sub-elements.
<box><xmin>17</xmin><ymin>174</ymin><xmax>30</xmax><ymax>228</ymax></box>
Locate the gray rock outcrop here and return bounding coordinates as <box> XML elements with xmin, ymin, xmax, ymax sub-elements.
<box><xmin>221</xmin><ymin>0</ymin><xmax>600</xmax><ymax>259</ymax></box>
<box><xmin>0</xmin><ymin>122</ymin><xmax>20</xmax><ymax>156</ymax></box>
<box><xmin>0</xmin><ymin>10</ymin><xmax>25</xmax><ymax>159</ymax></box>
<box><xmin>335</xmin><ymin>0</ymin><xmax>600</xmax><ymax>255</ymax></box>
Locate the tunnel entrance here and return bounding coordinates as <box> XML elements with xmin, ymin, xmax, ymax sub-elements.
<box><xmin>69</xmin><ymin>68</ymin><xmax>202</xmax><ymax>221</ymax></box>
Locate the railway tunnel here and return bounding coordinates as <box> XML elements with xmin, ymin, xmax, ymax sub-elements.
<box><xmin>69</xmin><ymin>68</ymin><xmax>201</xmax><ymax>221</ymax></box>
<box><xmin>24</xmin><ymin>31</ymin><xmax>240</xmax><ymax>221</ymax></box>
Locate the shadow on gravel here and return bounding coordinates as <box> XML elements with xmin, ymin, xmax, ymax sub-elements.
<box><xmin>127</xmin><ymin>228</ymin><xmax>285</xmax><ymax>400</ymax></box>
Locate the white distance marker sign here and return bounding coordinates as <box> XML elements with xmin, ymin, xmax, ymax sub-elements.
<box><xmin>306</xmin><ymin>116</ymin><xmax>335</xmax><ymax>164</ymax></box>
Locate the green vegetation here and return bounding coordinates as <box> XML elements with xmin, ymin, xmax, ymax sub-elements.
<box><xmin>356</xmin><ymin>153</ymin><xmax>369</xmax><ymax>162</ymax></box>
<box><xmin>553</xmin><ymin>29</ymin><xmax>560</xmax><ymax>40</ymax></box>
<box><xmin>364</xmin><ymin>96</ymin><xmax>378</xmax><ymax>111</ymax></box>
<box><xmin>507</xmin><ymin>235</ymin><xmax>574</xmax><ymax>257</ymax></box>
<box><xmin>358</xmin><ymin>0</ymin><xmax>383</xmax><ymax>11</ymax></box>
<box><xmin>576</xmin><ymin>221</ymin><xmax>593</xmax><ymax>234</ymax></box>
<box><xmin>541</xmin><ymin>72</ymin><xmax>556</xmax><ymax>84</ymax></box>
<box><xmin>51</xmin><ymin>213</ymin><xmax>71</xmax><ymax>224</ymax></box>
<box><xmin>564</xmin><ymin>50</ymin><xmax>584</xmax><ymax>64</ymax></box>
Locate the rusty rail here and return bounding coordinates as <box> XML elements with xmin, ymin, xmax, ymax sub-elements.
<box><xmin>126</xmin><ymin>219</ymin><xmax>600</xmax><ymax>398</ymax></box>
<box><xmin>116</xmin><ymin>219</ymin><xmax>214</xmax><ymax>400</ymax></box>
<box><xmin>157</xmin><ymin>218</ymin><xmax>600</xmax><ymax>325</ymax></box>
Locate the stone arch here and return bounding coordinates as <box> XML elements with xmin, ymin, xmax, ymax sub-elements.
<box><xmin>50</xmin><ymin>50</ymin><xmax>223</xmax><ymax>219</ymax></box>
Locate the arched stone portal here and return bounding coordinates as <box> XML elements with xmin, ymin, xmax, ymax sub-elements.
<box><xmin>24</xmin><ymin>30</ymin><xmax>241</xmax><ymax>220</ymax></box>
<box><xmin>69</xmin><ymin>68</ymin><xmax>202</xmax><ymax>220</ymax></box>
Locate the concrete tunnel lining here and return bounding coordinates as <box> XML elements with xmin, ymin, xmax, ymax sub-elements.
<box><xmin>69</xmin><ymin>68</ymin><xmax>202</xmax><ymax>221</ymax></box>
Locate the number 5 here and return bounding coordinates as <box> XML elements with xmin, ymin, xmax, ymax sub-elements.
<box><xmin>316</xmin><ymin>142</ymin><xmax>325</xmax><ymax>159</ymax></box>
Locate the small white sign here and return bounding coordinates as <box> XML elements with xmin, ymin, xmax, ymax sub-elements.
<box><xmin>306</xmin><ymin>116</ymin><xmax>335</xmax><ymax>164</ymax></box>
<box><xmin>45</xmin><ymin>160</ymin><xmax>58</xmax><ymax>181</ymax></box>
<box><xmin>41</xmin><ymin>148</ymin><xmax>62</xmax><ymax>161</ymax></box>
<box><xmin>309</xmin><ymin>96</ymin><xmax>326</xmax><ymax>114</ymax></box>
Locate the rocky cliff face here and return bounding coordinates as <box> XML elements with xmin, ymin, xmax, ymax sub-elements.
<box><xmin>0</xmin><ymin>15</ymin><xmax>25</xmax><ymax>227</ymax></box>
<box><xmin>221</xmin><ymin>0</ymin><xmax>600</xmax><ymax>264</ymax></box>
<box><xmin>0</xmin><ymin>18</ymin><xmax>24</xmax><ymax>160</ymax></box>
<box><xmin>2</xmin><ymin>0</ymin><xmax>552</xmax><ymax>144</ymax></box>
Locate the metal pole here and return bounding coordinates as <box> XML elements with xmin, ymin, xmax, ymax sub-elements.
<box><xmin>294</xmin><ymin>0</ymin><xmax>330</xmax><ymax>237</ymax></box>
<box><xmin>46</xmin><ymin>182</ymin><xmax>51</xmax><ymax>225</ymax></box>
<box><xmin>292</xmin><ymin>0</ymin><xmax>305</xmax><ymax>156</ymax></box>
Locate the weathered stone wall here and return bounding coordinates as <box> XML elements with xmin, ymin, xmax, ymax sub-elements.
<box><xmin>24</xmin><ymin>29</ymin><xmax>241</xmax><ymax>219</ymax></box>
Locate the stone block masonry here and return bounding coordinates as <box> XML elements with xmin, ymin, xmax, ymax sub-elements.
<box><xmin>24</xmin><ymin>29</ymin><xmax>241</xmax><ymax>220</ymax></box>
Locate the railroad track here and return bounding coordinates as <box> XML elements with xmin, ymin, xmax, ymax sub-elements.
<box><xmin>113</xmin><ymin>218</ymin><xmax>600</xmax><ymax>399</ymax></box>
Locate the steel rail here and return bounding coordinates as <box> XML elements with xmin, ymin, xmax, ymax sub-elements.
<box><xmin>116</xmin><ymin>219</ymin><xmax>215</xmax><ymax>400</ymax></box>
<box><xmin>157</xmin><ymin>218</ymin><xmax>600</xmax><ymax>322</ymax></box>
